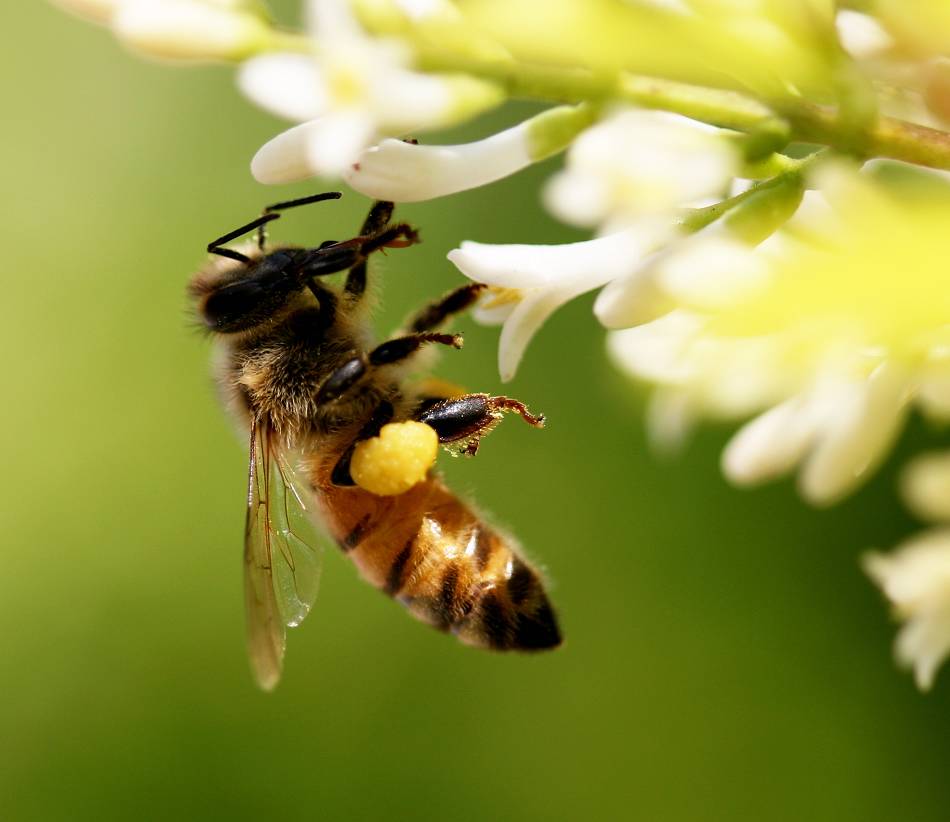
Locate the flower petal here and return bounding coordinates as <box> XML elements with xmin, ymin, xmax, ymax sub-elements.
<box><xmin>657</xmin><ymin>234</ymin><xmax>770</xmax><ymax>310</ymax></box>
<box><xmin>721</xmin><ymin>396</ymin><xmax>820</xmax><ymax>486</ymax></box>
<box><xmin>373</xmin><ymin>71</ymin><xmax>498</xmax><ymax>132</ymax></box>
<box><xmin>544</xmin><ymin>109</ymin><xmax>739</xmax><ymax>228</ymax></box>
<box><xmin>543</xmin><ymin>170</ymin><xmax>612</xmax><ymax>228</ymax></box>
<box><xmin>238</xmin><ymin>54</ymin><xmax>328</xmax><ymax>121</ymax></box>
<box><xmin>606</xmin><ymin>310</ymin><xmax>705</xmax><ymax>385</ymax></box>
<box><xmin>251</xmin><ymin>121</ymin><xmax>321</xmax><ymax>184</ymax></box>
<box><xmin>304</xmin><ymin>110</ymin><xmax>376</xmax><ymax>177</ymax></box>
<box><xmin>800</xmin><ymin>362</ymin><xmax>910</xmax><ymax>505</ymax></box>
<box><xmin>448</xmin><ymin>221</ymin><xmax>675</xmax><ymax>290</ymax></box>
<box><xmin>497</xmin><ymin>288</ymin><xmax>575</xmax><ymax>382</ymax></box>
<box><xmin>345</xmin><ymin>125</ymin><xmax>531</xmax><ymax>202</ymax></box>
<box><xmin>901</xmin><ymin>451</ymin><xmax>950</xmax><ymax>523</ymax></box>
<box><xmin>308</xmin><ymin>0</ymin><xmax>365</xmax><ymax>41</ymax></box>
<box><xmin>896</xmin><ymin>611</ymin><xmax>950</xmax><ymax>691</ymax></box>
<box><xmin>113</xmin><ymin>0</ymin><xmax>271</xmax><ymax>62</ymax></box>
<box><xmin>593</xmin><ymin>251</ymin><xmax>672</xmax><ymax>329</ymax></box>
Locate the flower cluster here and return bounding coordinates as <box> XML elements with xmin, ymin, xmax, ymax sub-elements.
<box><xmin>55</xmin><ymin>0</ymin><xmax>950</xmax><ymax>687</ymax></box>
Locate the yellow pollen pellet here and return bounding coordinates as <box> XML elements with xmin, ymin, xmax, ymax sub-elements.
<box><xmin>351</xmin><ymin>421</ymin><xmax>439</xmax><ymax>496</ymax></box>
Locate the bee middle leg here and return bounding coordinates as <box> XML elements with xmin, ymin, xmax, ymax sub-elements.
<box><xmin>316</xmin><ymin>333</ymin><xmax>463</xmax><ymax>405</ymax></box>
<box><xmin>415</xmin><ymin>393</ymin><xmax>545</xmax><ymax>456</ymax></box>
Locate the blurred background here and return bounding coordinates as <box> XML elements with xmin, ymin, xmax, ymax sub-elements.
<box><xmin>3</xmin><ymin>3</ymin><xmax>950</xmax><ymax>820</ymax></box>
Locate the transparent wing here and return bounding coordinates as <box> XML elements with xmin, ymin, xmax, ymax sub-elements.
<box><xmin>244</xmin><ymin>419</ymin><xmax>325</xmax><ymax>691</ymax></box>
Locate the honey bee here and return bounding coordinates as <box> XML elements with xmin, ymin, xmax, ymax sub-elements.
<box><xmin>191</xmin><ymin>193</ymin><xmax>562</xmax><ymax>689</ymax></box>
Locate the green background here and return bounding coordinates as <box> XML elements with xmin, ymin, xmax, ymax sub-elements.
<box><xmin>4</xmin><ymin>3</ymin><xmax>949</xmax><ymax>820</ymax></box>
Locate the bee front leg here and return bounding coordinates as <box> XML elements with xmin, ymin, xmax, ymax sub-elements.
<box><xmin>342</xmin><ymin>201</ymin><xmax>422</xmax><ymax>303</ymax></box>
<box><xmin>344</xmin><ymin>201</ymin><xmax>393</xmax><ymax>301</ymax></box>
<box><xmin>405</xmin><ymin>283</ymin><xmax>487</xmax><ymax>333</ymax></box>
<box><xmin>297</xmin><ymin>208</ymin><xmax>420</xmax><ymax>285</ymax></box>
<box><xmin>415</xmin><ymin>394</ymin><xmax>545</xmax><ymax>456</ymax></box>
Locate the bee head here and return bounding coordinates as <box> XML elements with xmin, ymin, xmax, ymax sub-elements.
<box><xmin>190</xmin><ymin>247</ymin><xmax>318</xmax><ymax>334</ymax></box>
<box><xmin>191</xmin><ymin>192</ymin><xmax>350</xmax><ymax>334</ymax></box>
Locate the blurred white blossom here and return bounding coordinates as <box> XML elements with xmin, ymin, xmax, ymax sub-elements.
<box><xmin>54</xmin><ymin>0</ymin><xmax>277</xmax><ymax>61</ymax></box>
<box><xmin>544</xmin><ymin>109</ymin><xmax>739</xmax><ymax>231</ymax></box>
<box><xmin>609</xmin><ymin>164</ymin><xmax>950</xmax><ymax>504</ymax></box>
<box><xmin>114</xmin><ymin>0</ymin><xmax>274</xmax><ymax>61</ymax></box>
<box><xmin>865</xmin><ymin>531</ymin><xmax>950</xmax><ymax>690</ymax></box>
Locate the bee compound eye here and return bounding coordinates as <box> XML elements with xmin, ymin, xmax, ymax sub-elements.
<box><xmin>202</xmin><ymin>279</ymin><xmax>271</xmax><ymax>332</ymax></box>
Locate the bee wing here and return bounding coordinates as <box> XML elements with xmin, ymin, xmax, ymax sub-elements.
<box><xmin>244</xmin><ymin>419</ymin><xmax>325</xmax><ymax>691</ymax></box>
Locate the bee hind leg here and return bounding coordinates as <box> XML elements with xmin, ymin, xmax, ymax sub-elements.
<box><xmin>415</xmin><ymin>393</ymin><xmax>545</xmax><ymax>456</ymax></box>
<box><xmin>329</xmin><ymin>401</ymin><xmax>395</xmax><ymax>486</ymax></box>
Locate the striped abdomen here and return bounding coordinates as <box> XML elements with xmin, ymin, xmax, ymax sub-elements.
<box><xmin>314</xmin><ymin>476</ymin><xmax>562</xmax><ymax>651</ymax></box>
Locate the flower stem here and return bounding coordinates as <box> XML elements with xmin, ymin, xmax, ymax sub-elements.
<box><xmin>679</xmin><ymin>152</ymin><xmax>822</xmax><ymax>234</ymax></box>
<box><xmin>408</xmin><ymin>45</ymin><xmax>950</xmax><ymax>171</ymax></box>
<box><xmin>784</xmin><ymin>103</ymin><xmax>950</xmax><ymax>170</ymax></box>
<box><xmin>265</xmin><ymin>15</ymin><xmax>950</xmax><ymax>171</ymax></box>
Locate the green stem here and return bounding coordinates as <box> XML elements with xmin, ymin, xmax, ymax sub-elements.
<box><xmin>678</xmin><ymin>152</ymin><xmax>822</xmax><ymax>234</ymax></box>
<box><xmin>259</xmin><ymin>19</ymin><xmax>950</xmax><ymax>171</ymax></box>
<box><xmin>785</xmin><ymin>103</ymin><xmax>950</xmax><ymax>170</ymax></box>
<box><xmin>410</xmin><ymin>45</ymin><xmax>950</xmax><ymax>171</ymax></box>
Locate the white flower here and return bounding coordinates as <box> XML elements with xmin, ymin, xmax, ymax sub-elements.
<box><xmin>594</xmin><ymin>230</ymin><xmax>769</xmax><ymax>330</ymax></box>
<box><xmin>53</xmin><ymin>0</ymin><xmax>275</xmax><ymax>61</ymax></box>
<box><xmin>607</xmin><ymin>163</ymin><xmax>950</xmax><ymax>504</ymax></box>
<box><xmin>448</xmin><ymin>220</ymin><xmax>678</xmax><ymax>381</ymax></box>
<box><xmin>243</xmin><ymin>0</ymin><xmax>502</xmax><ymax>181</ymax></box>
<box><xmin>864</xmin><ymin>531</ymin><xmax>950</xmax><ymax>690</ymax></box>
<box><xmin>344</xmin><ymin>104</ymin><xmax>596</xmax><ymax>202</ymax></box>
<box><xmin>543</xmin><ymin>109</ymin><xmax>739</xmax><ymax>231</ymax></box>
<box><xmin>721</xmin><ymin>362</ymin><xmax>910</xmax><ymax>505</ymax></box>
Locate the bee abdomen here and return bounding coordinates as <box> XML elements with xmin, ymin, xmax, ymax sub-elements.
<box><xmin>326</xmin><ymin>478</ymin><xmax>562</xmax><ymax>652</ymax></box>
<box><xmin>462</xmin><ymin>558</ymin><xmax>562</xmax><ymax>652</ymax></box>
<box><xmin>393</xmin><ymin>523</ymin><xmax>561</xmax><ymax>652</ymax></box>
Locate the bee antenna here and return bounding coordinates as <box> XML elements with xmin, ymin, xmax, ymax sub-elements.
<box><xmin>206</xmin><ymin>192</ymin><xmax>343</xmax><ymax>260</ymax></box>
<box><xmin>262</xmin><ymin>191</ymin><xmax>342</xmax><ymax>215</ymax></box>
<box><xmin>207</xmin><ymin>213</ymin><xmax>282</xmax><ymax>261</ymax></box>
<box><xmin>259</xmin><ymin>191</ymin><xmax>343</xmax><ymax>250</ymax></box>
